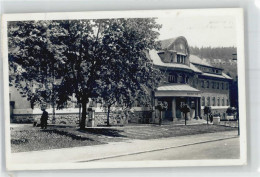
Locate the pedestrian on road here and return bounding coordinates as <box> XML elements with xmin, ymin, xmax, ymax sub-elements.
<box><xmin>41</xmin><ymin>108</ymin><xmax>48</xmax><ymax>129</ymax></box>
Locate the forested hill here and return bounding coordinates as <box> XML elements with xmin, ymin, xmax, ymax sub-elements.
<box><xmin>189</xmin><ymin>46</ymin><xmax>237</xmax><ymax>79</ymax></box>
<box><xmin>190</xmin><ymin>46</ymin><xmax>236</xmax><ymax>60</ymax></box>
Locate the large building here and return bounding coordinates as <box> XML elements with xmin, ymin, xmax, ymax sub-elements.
<box><xmin>9</xmin><ymin>36</ymin><xmax>233</xmax><ymax>125</ymax></box>
<box><xmin>149</xmin><ymin>36</ymin><xmax>232</xmax><ymax>123</ymax></box>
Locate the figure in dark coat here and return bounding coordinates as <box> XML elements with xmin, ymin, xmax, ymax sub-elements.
<box><xmin>41</xmin><ymin>109</ymin><xmax>48</xmax><ymax>129</ymax></box>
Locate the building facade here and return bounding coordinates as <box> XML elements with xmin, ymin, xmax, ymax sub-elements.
<box><xmin>9</xmin><ymin>36</ymin><xmax>233</xmax><ymax>125</ymax></box>
<box><xmin>149</xmin><ymin>36</ymin><xmax>232</xmax><ymax>123</ymax></box>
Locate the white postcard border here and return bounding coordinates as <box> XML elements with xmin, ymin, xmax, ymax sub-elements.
<box><xmin>1</xmin><ymin>8</ymin><xmax>247</xmax><ymax>171</ymax></box>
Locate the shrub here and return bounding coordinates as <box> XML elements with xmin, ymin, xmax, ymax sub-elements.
<box><xmin>180</xmin><ymin>104</ymin><xmax>190</xmax><ymax>114</ymax></box>
<box><xmin>156</xmin><ymin>101</ymin><xmax>168</xmax><ymax>111</ymax></box>
<box><xmin>204</xmin><ymin>106</ymin><xmax>212</xmax><ymax>115</ymax></box>
<box><xmin>226</xmin><ymin>107</ymin><xmax>236</xmax><ymax>116</ymax></box>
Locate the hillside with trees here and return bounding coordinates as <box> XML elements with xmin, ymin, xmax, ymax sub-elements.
<box><xmin>190</xmin><ymin>46</ymin><xmax>237</xmax><ymax>79</ymax></box>
<box><xmin>189</xmin><ymin>46</ymin><xmax>236</xmax><ymax>60</ymax></box>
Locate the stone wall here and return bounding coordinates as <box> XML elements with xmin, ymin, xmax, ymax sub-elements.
<box><xmin>12</xmin><ymin>113</ymin><xmax>80</xmax><ymax>125</ymax></box>
<box><xmin>12</xmin><ymin>110</ymin><xmax>153</xmax><ymax>126</ymax></box>
<box><xmin>94</xmin><ymin>110</ymin><xmax>152</xmax><ymax>126</ymax></box>
<box><xmin>201</xmin><ymin>107</ymin><xmax>228</xmax><ymax>120</ymax></box>
<box><xmin>94</xmin><ymin>112</ymin><xmax>126</xmax><ymax>126</ymax></box>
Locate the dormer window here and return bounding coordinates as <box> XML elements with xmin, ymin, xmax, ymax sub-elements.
<box><xmin>177</xmin><ymin>55</ymin><xmax>180</xmax><ymax>63</ymax></box>
<box><xmin>177</xmin><ymin>54</ymin><xmax>186</xmax><ymax>64</ymax></box>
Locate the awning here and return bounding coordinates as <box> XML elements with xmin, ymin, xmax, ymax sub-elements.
<box><xmin>155</xmin><ymin>84</ymin><xmax>201</xmax><ymax>97</ymax></box>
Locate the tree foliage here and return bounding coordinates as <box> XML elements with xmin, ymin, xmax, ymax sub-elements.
<box><xmin>8</xmin><ymin>21</ymin><xmax>63</xmax><ymax>108</ymax></box>
<box><xmin>8</xmin><ymin>18</ymin><xmax>162</xmax><ymax>128</ymax></box>
<box><xmin>180</xmin><ymin>104</ymin><xmax>190</xmax><ymax>125</ymax></box>
<box><xmin>190</xmin><ymin>46</ymin><xmax>236</xmax><ymax>60</ymax></box>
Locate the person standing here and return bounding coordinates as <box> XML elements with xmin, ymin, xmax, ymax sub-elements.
<box><xmin>41</xmin><ymin>108</ymin><xmax>49</xmax><ymax>129</ymax></box>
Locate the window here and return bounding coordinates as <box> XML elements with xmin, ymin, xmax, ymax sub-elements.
<box><xmin>212</xmin><ymin>81</ymin><xmax>215</xmax><ymax>89</ymax></box>
<box><xmin>185</xmin><ymin>76</ymin><xmax>189</xmax><ymax>84</ymax></box>
<box><xmin>206</xmin><ymin>81</ymin><xmax>210</xmax><ymax>88</ymax></box>
<box><xmin>222</xmin><ymin>98</ymin><xmax>225</xmax><ymax>106</ymax></box>
<box><xmin>207</xmin><ymin>97</ymin><xmax>211</xmax><ymax>106</ymax></box>
<box><xmin>226</xmin><ymin>83</ymin><xmax>229</xmax><ymax>90</ymax></box>
<box><xmin>177</xmin><ymin>55</ymin><xmax>180</xmax><ymax>63</ymax></box>
<box><xmin>217</xmin><ymin>97</ymin><xmax>220</xmax><ymax>106</ymax></box>
<box><xmin>227</xmin><ymin>99</ymin><xmax>229</xmax><ymax>106</ymax></box>
<box><xmin>222</xmin><ymin>83</ymin><xmax>224</xmax><ymax>89</ymax></box>
<box><xmin>192</xmin><ymin>79</ymin><xmax>196</xmax><ymax>87</ymax></box>
<box><xmin>180</xmin><ymin>74</ymin><xmax>185</xmax><ymax>83</ymax></box>
<box><xmin>212</xmin><ymin>97</ymin><xmax>216</xmax><ymax>106</ymax></box>
<box><xmin>201</xmin><ymin>80</ymin><xmax>204</xmax><ymax>88</ymax></box>
<box><xmin>202</xmin><ymin>97</ymin><xmax>205</xmax><ymax>106</ymax></box>
<box><xmin>177</xmin><ymin>55</ymin><xmax>186</xmax><ymax>64</ymax></box>
<box><xmin>168</xmin><ymin>74</ymin><xmax>177</xmax><ymax>83</ymax></box>
<box><xmin>217</xmin><ymin>82</ymin><xmax>219</xmax><ymax>89</ymax></box>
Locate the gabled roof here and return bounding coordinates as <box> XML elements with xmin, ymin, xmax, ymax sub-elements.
<box><xmin>160</xmin><ymin>37</ymin><xmax>177</xmax><ymax>49</ymax></box>
<box><xmin>189</xmin><ymin>55</ymin><xmax>213</xmax><ymax>67</ymax></box>
<box><xmin>148</xmin><ymin>49</ymin><xmax>232</xmax><ymax>80</ymax></box>
<box><xmin>156</xmin><ymin>84</ymin><xmax>200</xmax><ymax>92</ymax></box>
<box><xmin>148</xmin><ymin>50</ymin><xmax>194</xmax><ymax>72</ymax></box>
<box><xmin>222</xmin><ymin>73</ymin><xmax>233</xmax><ymax>80</ymax></box>
<box><xmin>190</xmin><ymin>63</ymin><xmax>202</xmax><ymax>73</ymax></box>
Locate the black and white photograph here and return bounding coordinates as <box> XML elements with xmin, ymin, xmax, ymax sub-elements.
<box><xmin>2</xmin><ymin>9</ymin><xmax>246</xmax><ymax>170</ymax></box>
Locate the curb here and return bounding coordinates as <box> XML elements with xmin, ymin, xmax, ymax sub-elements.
<box><xmin>77</xmin><ymin>135</ymin><xmax>238</xmax><ymax>162</ymax></box>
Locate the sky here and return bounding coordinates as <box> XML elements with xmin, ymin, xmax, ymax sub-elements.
<box><xmin>156</xmin><ymin>15</ymin><xmax>237</xmax><ymax>48</ymax></box>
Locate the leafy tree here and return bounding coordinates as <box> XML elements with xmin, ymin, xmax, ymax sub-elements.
<box><xmin>156</xmin><ymin>101</ymin><xmax>168</xmax><ymax>125</ymax></box>
<box><xmin>8</xmin><ymin>21</ymin><xmax>63</xmax><ymax>121</ymax></box>
<box><xmin>51</xmin><ymin>20</ymin><xmax>104</xmax><ymax>129</ymax></box>
<box><xmin>8</xmin><ymin>18</ymin><xmax>162</xmax><ymax>129</ymax></box>
<box><xmin>180</xmin><ymin>104</ymin><xmax>190</xmax><ymax>125</ymax></box>
<box><xmin>8</xmin><ymin>20</ymin><xmax>101</xmax><ymax>128</ymax></box>
<box><xmin>96</xmin><ymin>18</ymin><xmax>162</xmax><ymax>126</ymax></box>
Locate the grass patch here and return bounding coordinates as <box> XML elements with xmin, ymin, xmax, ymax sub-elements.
<box><xmin>11</xmin><ymin>124</ymin><xmax>237</xmax><ymax>153</ymax></box>
<box><xmin>11</xmin><ymin>127</ymin><xmax>103</xmax><ymax>153</ymax></box>
<box><xmin>119</xmin><ymin>124</ymin><xmax>237</xmax><ymax>140</ymax></box>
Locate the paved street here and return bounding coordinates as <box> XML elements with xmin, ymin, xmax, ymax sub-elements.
<box><xmin>94</xmin><ymin>137</ymin><xmax>239</xmax><ymax>161</ymax></box>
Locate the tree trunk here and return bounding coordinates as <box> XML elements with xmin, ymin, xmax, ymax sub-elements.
<box><xmin>52</xmin><ymin>102</ymin><xmax>55</xmax><ymax>124</ymax></box>
<box><xmin>78</xmin><ymin>103</ymin><xmax>81</xmax><ymax>125</ymax></box>
<box><xmin>185</xmin><ymin>113</ymin><xmax>187</xmax><ymax>125</ymax></box>
<box><xmin>159</xmin><ymin>111</ymin><xmax>162</xmax><ymax>125</ymax></box>
<box><xmin>80</xmin><ymin>99</ymin><xmax>87</xmax><ymax>130</ymax></box>
<box><xmin>107</xmin><ymin>106</ymin><xmax>111</xmax><ymax>126</ymax></box>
